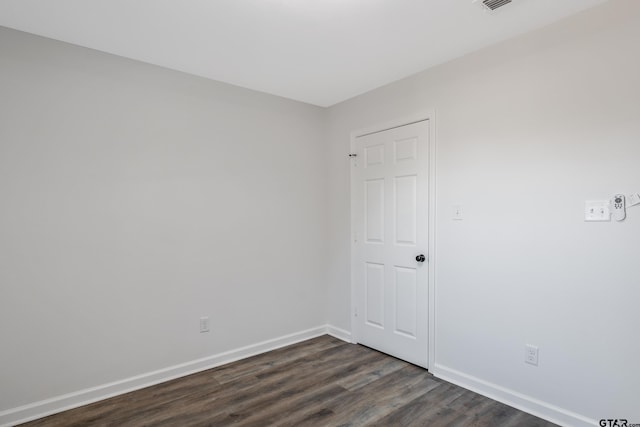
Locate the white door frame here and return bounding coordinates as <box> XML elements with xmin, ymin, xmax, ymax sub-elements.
<box><xmin>349</xmin><ymin>110</ymin><xmax>437</xmax><ymax>371</ymax></box>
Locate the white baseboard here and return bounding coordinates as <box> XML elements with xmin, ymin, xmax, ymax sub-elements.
<box><xmin>432</xmin><ymin>364</ymin><xmax>596</xmax><ymax>427</ymax></box>
<box><xmin>326</xmin><ymin>325</ymin><xmax>352</xmax><ymax>343</ymax></box>
<box><xmin>0</xmin><ymin>325</ymin><xmax>340</xmax><ymax>427</ymax></box>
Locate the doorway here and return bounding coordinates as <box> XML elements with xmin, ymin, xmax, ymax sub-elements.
<box><xmin>350</xmin><ymin>119</ymin><xmax>432</xmax><ymax>368</ymax></box>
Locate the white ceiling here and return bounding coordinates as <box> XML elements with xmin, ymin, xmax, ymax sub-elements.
<box><xmin>0</xmin><ymin>0</ymin><xmax>607</xmax><ymax>107</ymax></box>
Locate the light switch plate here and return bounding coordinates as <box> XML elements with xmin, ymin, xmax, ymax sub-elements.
<box><xmin>453</xmin><ymin>205</ymin><xmax>463</xmax><ymax>220</ymax></box>
<box><xmin>585</xmin><ymin>201</ymin><xmax>611</xmax><ymax>222</ymax></box>
<box><xmin>628</xmin><ymin>193</ymin><xmax>640</xmax><ymax>207</ymax></box>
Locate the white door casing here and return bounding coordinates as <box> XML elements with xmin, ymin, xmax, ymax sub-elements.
<box><xmin>351</xmin><ymin>119</ymin><xmax>430</xmax><ymax>368</ymax></box>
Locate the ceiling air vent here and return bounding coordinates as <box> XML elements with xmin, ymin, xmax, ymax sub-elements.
<box><xmin>481</xmin><ymin>0</ymin><xmax>512</xmax><ymax>11</ymax></box>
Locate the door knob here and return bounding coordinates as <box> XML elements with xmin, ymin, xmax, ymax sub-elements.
<box><xmin>416</xmin><ymin>254</ymin><xmax>426</xmax><ymax>263</ymax></box>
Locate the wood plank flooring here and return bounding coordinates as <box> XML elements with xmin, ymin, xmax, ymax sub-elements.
<box><xmin>21</xmin><ymin>336</ymin><xmax>557</xmax><ymax>427</ymax></box>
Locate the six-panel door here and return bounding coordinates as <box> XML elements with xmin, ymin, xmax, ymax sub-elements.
<box><xmin>353</xmin><ymin>120</ymin><xmax>429</xmax><ymax>368</ymax></box>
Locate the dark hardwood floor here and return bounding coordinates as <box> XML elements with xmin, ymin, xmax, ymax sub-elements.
<box><xmin>21</xmin><ymin>335</ymin><xmax>557</xmax><ymax>426</ymax></box>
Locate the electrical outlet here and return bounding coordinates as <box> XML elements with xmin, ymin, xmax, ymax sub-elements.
<box><xmin>199</xmin><ymin>316</ymin><xmax>210</xmax><ymax>333</ymax></box>
<box><xmin>525</xmin><ymin>344</ymin><xmax>539</xmax><ymax>366</ymax></box>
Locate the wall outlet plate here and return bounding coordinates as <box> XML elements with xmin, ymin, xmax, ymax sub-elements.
<box><xmin>525</xmin><ymin>344</ymin><xmax>539</xmax><ymax>366</ymax></box>
<box><xmin>199</xmin><ymin>316</ymin><xmax>210</xmax><ymax>333</ymax></box>
<box><xmin>585</xmin><ymin>200</ymin><xmax>611</xmax><ymax>222</ymax></box>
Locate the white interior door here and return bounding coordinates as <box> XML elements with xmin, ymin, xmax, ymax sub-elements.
<box><xmin>352</xmin><ymin>120</ymin><xmax>429</xmax><ymax>368</ymax></box>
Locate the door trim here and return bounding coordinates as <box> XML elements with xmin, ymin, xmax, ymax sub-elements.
<box><xmin>349</xmin><ymin>110</ymin><xmax>437</xmax><ymax>371</ymax></box>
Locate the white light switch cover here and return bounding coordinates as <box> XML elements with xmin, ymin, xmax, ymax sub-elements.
<box><xmin>452</xmin><ymin>205</ymin><xmax>463</xmax><ymax>220</ymax></box>
<box><xmin>585</xmin><ymin>201</ymin><xmax>611</xmax><ymax>222</ymax></box>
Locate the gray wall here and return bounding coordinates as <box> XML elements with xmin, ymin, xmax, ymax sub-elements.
<box><xmin>0</xmin><ymin>27</ymin><xmax>327</xmax><ymax>411</ymax></box>
<box><xmin>326</xmin><ymin>0</ymin><xmax>640</xmax><ymax>423</ymax></box>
